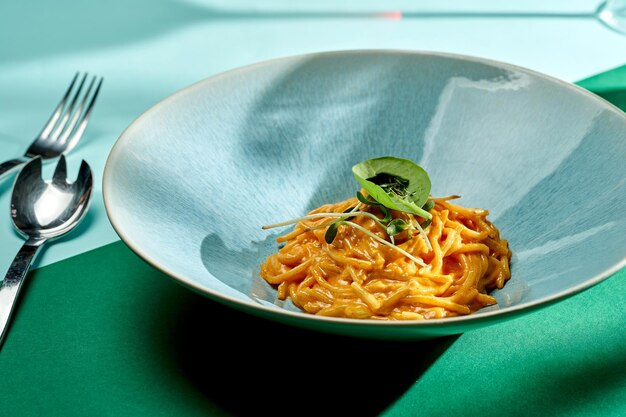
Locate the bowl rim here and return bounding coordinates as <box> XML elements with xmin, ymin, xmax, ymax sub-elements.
<box><xmin>102</xmin><ymin>48</ymin><xmax>626</xmax><ymax>329</ymax></box>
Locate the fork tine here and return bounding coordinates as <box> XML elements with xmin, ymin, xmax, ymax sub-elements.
<box><xmin>64</xmin><ymin>77</ymin><xmax>103</xmax><ymax>153</ymax></box>
<box><xmin>38</xmin><ymin>73</ymin><xmax>80</xmax><ymax>140</ymax></box>
<box><xmin>52</xmin><ymin>155</ymin><xmax>68</xmax><ymax>184</ymax></box>
<box><xmin>48</xmin><ymin>73</ymin><xmax>88</xmax><ymax>142</ymax></box>
<box><xmin>57</xmin><ymin>75</ymin><xmax>96</xmax><ymax>145</ymax></box>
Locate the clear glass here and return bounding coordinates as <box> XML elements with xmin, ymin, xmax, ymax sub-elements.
<box><xmin>597</xmin><ymin>0</ymin><xmax>626</xmax><ymax>34</ymax></box>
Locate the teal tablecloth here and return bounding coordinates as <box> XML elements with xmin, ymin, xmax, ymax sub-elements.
<box><xmin>1</xmin><ymin>242</ymin><xmax>624</xmax><ymax>416</ymax></box>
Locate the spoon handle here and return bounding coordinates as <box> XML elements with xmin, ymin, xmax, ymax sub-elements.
<box><xmin>0</xmin><ymin>238</ymin><xmax>45</xmax><ymax>349</ymax></box>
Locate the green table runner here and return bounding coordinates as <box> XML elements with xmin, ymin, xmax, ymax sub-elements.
<box><xmin>1</xmin><ymin>68</ymin><xmax>625</xmax><ymax>417</ymax></box>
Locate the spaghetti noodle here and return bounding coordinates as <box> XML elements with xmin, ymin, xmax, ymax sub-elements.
<box><xmin>260</xmin><ymin>196</ymin><xmax>511</xmax><ymax>320</ymax></box>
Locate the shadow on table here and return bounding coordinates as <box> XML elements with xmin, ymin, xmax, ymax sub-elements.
<box><xmin>161</xmin><ymin>290</ymin><xmax>458</xmax><ymax>416</ymax></box>
<box><xmin>591</xmin><ymin>88</ymin><xmax>626</xmax><ymax>112</ymax></box>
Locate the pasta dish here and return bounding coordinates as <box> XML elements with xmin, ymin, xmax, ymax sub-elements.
<box><xmin>260</xmin><ymin>157</ymin><xmax>511</xmax><ymax>320</ymax></box>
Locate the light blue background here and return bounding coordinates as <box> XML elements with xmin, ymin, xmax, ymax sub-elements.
<box><xmin>0</xmin><ymin>0</ymin><xmax>625</xmax><ymax>269</ymax></box>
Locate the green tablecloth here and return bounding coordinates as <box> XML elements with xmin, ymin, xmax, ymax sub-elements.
<box><xmin>1</xmin><ymin>67</ymin><xmax>624</xmax><ymax>417</ymax></box>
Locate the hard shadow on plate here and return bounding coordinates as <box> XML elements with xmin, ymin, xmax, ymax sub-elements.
<box><xmin>201</xmin><ymin>232</ymin><xmax>301</xmax><ymax>310</ymax></box>
<box><xmin>161</xmin><ymin>288</ymin><xmax>459</xmax><ymax>417</ymax></box>
<box><xmin>221</xmin><ymin>53</ymin><xmax>535</xmax><ymax>315</ymax></box>
<box><xmin>234</xmin><ymin>52</ymin><xmax>510</xmax><ymax>211</ymax></box>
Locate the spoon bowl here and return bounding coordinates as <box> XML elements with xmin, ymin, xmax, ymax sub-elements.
<box><xmin>11</xmin><ymin>156</ymin><xmax>92</xmax><ymax>240</ymax></box>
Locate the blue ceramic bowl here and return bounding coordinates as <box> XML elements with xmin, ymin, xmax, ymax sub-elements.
<box><xmin>103</xmin><ymin>50</ymin><xmax>626</xmax><ymax>339</ymax></box>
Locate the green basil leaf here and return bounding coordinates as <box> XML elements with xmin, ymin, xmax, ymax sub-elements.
<box><xmin>352</xmin><ymin>156</ymin><xmax>432</xmax><ymax>219</ymax></box>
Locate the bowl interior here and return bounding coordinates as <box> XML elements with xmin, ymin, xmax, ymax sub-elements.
<box><xmin>104</xmin><ymin>50</ymin><xmax>626</xmax><ymax>337</ymax></box>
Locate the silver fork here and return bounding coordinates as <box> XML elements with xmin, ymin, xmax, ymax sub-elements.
<box><xmin>0</xmin><ymin>73</ymin><xmax>103</xmax><ymax>180</ymax></box>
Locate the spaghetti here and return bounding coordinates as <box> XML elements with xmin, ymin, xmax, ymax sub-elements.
<box><xmin>260</xmin><ymin>196</ymin><xmax>511</xmax><ymax>320</ymax></box>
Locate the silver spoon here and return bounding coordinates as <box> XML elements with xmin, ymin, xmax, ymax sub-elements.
<box><xmin>0</xmin><ymin>155</ymin><xmax>93</xmax><ymax>348</ymax></box>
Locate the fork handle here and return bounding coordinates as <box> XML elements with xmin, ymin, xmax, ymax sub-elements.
<box><xmin>0</xmin><ymin>157</ymin><xmax>29</xmax><ymax>181</ymax></box>
<box><xmin>0</xmin><ymin>238</ymin><xmax>45</xmax><ymax>349</ymax></box>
